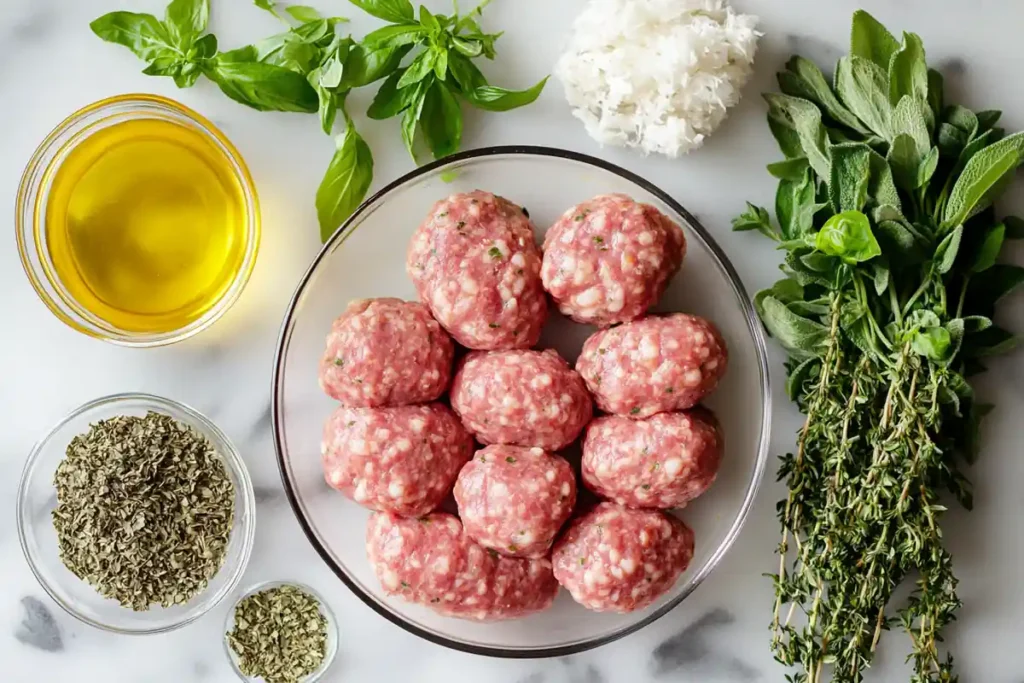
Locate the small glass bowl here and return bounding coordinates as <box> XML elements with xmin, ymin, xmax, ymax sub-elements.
<box><xmin>224</xmin><ymin>581</ymin><xmax>339</xmax><ymax>683</ymax></box>
<box><xmin>16</xmin><ymin>393</ymin><xmax>256</xmax><ymax>634</ymax></box>
<box><xmin>15</xmin><ymin>94</ymin><xmax>261</xmax><ymax>347</ymax></box>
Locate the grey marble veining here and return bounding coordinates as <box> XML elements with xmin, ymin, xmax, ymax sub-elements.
<box><xmin>2</xmin><ymin>0</ymin><xmax>1023</xmax><ymax>682</ymax></box>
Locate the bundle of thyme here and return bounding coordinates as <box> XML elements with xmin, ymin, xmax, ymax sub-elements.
<box><xmin>734</xmin><ymin>11</ymin><xmax>1024</xmax><ymax>683</ymax></box>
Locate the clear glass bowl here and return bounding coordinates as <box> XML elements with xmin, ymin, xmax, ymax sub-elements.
<box><xmin>16</xmin><ymin>393</ymin><xmax>257</xmax><ymax>634</ymax></box>
<box><xmin>15</xmin><ymin>94</ymin><xmax>261</xmax><ymax>347</ymax></box>
<box><xmin>224</xmin><ymin>580</ymin><xmax>339</xmax><ymax>682</ymax></box>
<box><xmin>271</xmin><ymin>147</ymin><xmax>771</xmax><ymax>657</ymax></box>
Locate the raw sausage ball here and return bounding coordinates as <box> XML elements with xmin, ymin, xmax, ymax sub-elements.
<box><xmin>541</xmin><ymin>194</ymin><xmax>686</xmax><ymax>326</ymax></box>
<box><xmin>582</xmin><ymin>410</ymin><xmax>722</xmax><ymax>509</ymax></box>
<box><xmin>576</xmin><ymin>314</ymin><xmax>727</xmax><ymax>418</ymax></box>
<box><xmin>322</xmin><ymin>403</ymin><xmax>472</xmax><ymax>517</ymax></box>
<box><xmin>552</xmin><ymin>502</ymin><xmax>695</xmax><ymax>613</ymax></box>
<box><xmin>451</xmin><ymin>349</ymin><xmax>593</xmax><ymax>450</ymax></box>
<box><xmin>318</xmin><ymin>298</ymin><xmax>454</xmax><ymax>407</ymax></box>
<box><xmin>366</xmin><ymin>512</ymin><xmax>559</xmax><ymax>621</ymax></box>
<box><xmin>407</xmin><ymin>191</ymin><xmax>548</xmax><ymax>350</ymax></box>
<box><xmin>454</xmin><ymin>445</ymin><xmax>577</xmax><ymax>558</ymax></box>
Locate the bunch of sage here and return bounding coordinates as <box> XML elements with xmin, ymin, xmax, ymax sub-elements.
<box><xmin>734</xmin><ymin>11</ymin><xmax>1024</xmax><ymax>683</ymax></box>
<box><xmin>90</xmin><ymin>0</ymin><xmax>546</xmax><ymax>241</ymax></box>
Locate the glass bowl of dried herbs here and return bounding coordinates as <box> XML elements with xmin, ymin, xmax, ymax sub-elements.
<box><xmin>16</xmin><ymin>392</ymin><xmax>256</xmax><ymax>634</ymax></box>
<box><xmin>224</xmin><ymin>581</ymin><xmax>339</xmax><ymax>683</ymax></box>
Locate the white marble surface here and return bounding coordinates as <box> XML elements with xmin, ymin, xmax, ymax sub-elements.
<box><xmin>2</xmin><ymin>0</ymin><xmax>1023</xmax><ymax>681</ymax></box>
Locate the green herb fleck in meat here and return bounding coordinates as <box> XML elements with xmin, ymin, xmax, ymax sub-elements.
<box><xmin>505</xmin><ymin>456</ymin><xmax>517</xmax><ymax>464</ymax></box>
<box><xmin>488</xmin><ymin>246</ymin><xmax>503</xmax><ymax>259</ymax></box>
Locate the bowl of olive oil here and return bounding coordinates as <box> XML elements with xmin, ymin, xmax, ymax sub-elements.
<box><xmin>16</xmin><ymin>94</ymin><xmax>259</xmax><ymax>345</ymax></box>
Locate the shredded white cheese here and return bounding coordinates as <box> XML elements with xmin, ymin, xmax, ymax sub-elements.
<box><xmin>555</xmin><ymin>0</ymin><xmax>761</xmax><ymax>157</ymax></box>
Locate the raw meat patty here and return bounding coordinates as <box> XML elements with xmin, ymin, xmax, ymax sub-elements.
<box><xmin>552</xmin><ymin>502</ymin><xmax>694</xmax><ymax>613</ymax></box>
<box><xmin>318</xmin><ymin>298</ymin><xmax>454</xmax><ymax>407</ymax></box>
<box><xmin>582</xmin><ymin>410</ymin><xmax>722</xmax><ymax>509</ymax></box>
<box><xmin>407</xmin><ymin>191</ymin><xmax>548</xmax><ymax>350</ymax></box>
<box><xmin>366</xmin><ymin>512</ymin><xmax>559</xmax><ymax>621</ymax></box>
<box><xmin>322</xmin><ymin>403</ymin><xmax>472</xmax><ymax>517</ymax></box>
<box><xmin>576</xmin><ymin>314</ymin><xmax>727</xmax><ymax>418</ymax></box>
<box><xmin>451</xmin><ymin>349</ymin><xmax>593</xmax><ymax>450</ymax></box>
<box><xmin>454</xmin><ymin>445</ymin><xmax>576</xmax><ymax>558</ymax></box>
<box><xmin>541</xmin><ymin>194</ymin><xmax>685</xmax><ymax>326</ymax></box>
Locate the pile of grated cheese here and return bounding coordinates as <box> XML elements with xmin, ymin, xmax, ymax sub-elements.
<box><xmin>555</xmin><ymin>0</ymin><xmax>760</xmax><ymax>158</ymax></box>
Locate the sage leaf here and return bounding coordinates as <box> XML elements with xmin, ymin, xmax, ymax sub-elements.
<box><xmin>829</xmin><ymin>143</ymin><xmax>871</xmax><ymax>213</ymax></box>
<box><xmin>942</xmin><ymin>132</ymin><xmax>1024</xmax><ymax>229</ymax></box>
<box><xmin>888</xmin><ymin>133</ymin><xmax>921</xmax><ymax>191</ymax></box>
<box><xmin>763</xmin><ymin>93</ymin><xmax>831</xmax><ymax>178</ymax></box>
<box><xmin>873</xmin><ymin>262</ymin><xmax>890</xmax><ymax>295</ymax></box>
<box><xmin>777</xmin><ymin>171</ymin><xmax>820</xmax><ymax>239</ymax></box>
<box><xmin>891</xmin><ymin>95</ymin><xmax>931</xmax><ymax>153</ymax></box>
<box><xmin>778</xmin><ymin>56</ymin><xmax>870</xmax><ymax>135</ymax></box>
<box><xmin>759</xmin><ymin>295</ymin><xmax>828</xmax><ymax>357</ymax></box>
<box><xmin>916</xmin><ymin>146</ymin><xmax>940</xmax><ymax>189</ymax></box>
<box><xmin>767</xmin><ymin>158</ymin><xmax>810</xmax><ymax>181</ymax></box>
<box><xmin>963</xmin><ymin>325</ymin><xmax>1018</xmax><ymax>358</ymax></box>
<box><xmin>945</xmin><ymin>105</ymin><xmax>979</xmax><ymax>138</ymax></box>
<box><xmin>754</xmin><ymin>279</ymin><xmax>804</xmax><ymax>320</ymax></box>
<box><xmin>732</xmin><ymin>203</ymin><xmax>777</xmax><ymax>240</ymax></box>
<box><xmin>970</xmin><ymin>223</ymin><xmax>1005</xmax><ymax>273</ymax></box>
<box><xmin>877</xmin><ymin>220</ymin><xmax>923</xmax><ymax>264</ymax></box>
<box><xmin>938</xmin><ymin>122</ymin><xmax>969</xmax><ymax>159</ymax></box>
<box><xmin>1004</xmin><ymin>216</ymin><xmax>1024</xmax><ymax>239</ymax></box>
<box><xmin>961</xmin><ymin>315</ymin><xmax>993</xmax><ymax>333</ymax></box>
<box><xmin>785</xmin><ymin>357</ymin><xmax>819</xmax><ymax>401</ymax></box>
<box><xmin>867</xmin><ymin>150</ymin><xmax>901</xmax><ymax>211</ymax></box>
<box><xmin>420</xmin><ymin>82</ymin><xmax>462</xmax><ymax>159</ymax></box>
<box><xmin>348</xmin><ymin>0</ymin><xmax>415</xmax><ymax>24</ymax></box>
<box><xmin>90</xmin><ymin>11</ymin><xmax>175</xmax><ymax>62</ymax></box>
<box><xmin>888</xmin><ymin>32</ymin><xmax>927</xmax><ymax>106</ymax></box>
<box><xmin>464</xmin><ymin>78</ymin><xmax>549</xmax><ymax>112</ymax></box>
<box><xmin>850</xmin><ymin>10</ymin><xmax>899</xmax><ymax>70</ymax></box>
<box><xmin>815</xmin><ymin>210</ymin><xmax>881</xmax><ymax>264</ymax></box>
<box><xmin>976</xmin><ymin>110</ymin><xmax>1002</xmax><ymax>132</ymax></box>
<box><xmin>836</xmin><ymin>55</ymin><xmax>893</xmax><ymax>138</ymax></box>
<box><xmin>934</xmin><ymin>224</ymin><xmax>963</xmax><ymax>274</ymax></box>
<box><xmin>841</xmin><ymin>300</ymin><xmax>885</xmax><ymax>358</ymax></box>
<box><xmin>206</xmin><ymin>59</ymin><xmax>320</xmax><ymax>112</ymax></box>
<box><xmin>317</xmin><ymin>118</ymin><xmax>374</xmax><ymax>241</ymax></box>
<box><xmin>927</xmin><ymin>68</ymin><xmax>944</xmax><ymax>119</ymax></box>
<box><xmin>966</xmin><ymin>264</ymin><xmax>1024</xmax><ymax>310</ymax></box>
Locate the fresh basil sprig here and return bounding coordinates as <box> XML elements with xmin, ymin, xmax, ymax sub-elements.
<box><xmin>90</xmin><ymin>0</ymin><xmax>547</xmax><ymax>242</ymax></box>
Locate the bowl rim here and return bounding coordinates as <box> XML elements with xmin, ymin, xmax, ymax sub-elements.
<box><xmin>16</xmin><ymin>391</ymin><xmax>257</xmax><ymax>635</ymax></box>
<box><xmin>270</xmin><ymin>145</ymin><xmax>771</xmax><ymax>658</ymax></box>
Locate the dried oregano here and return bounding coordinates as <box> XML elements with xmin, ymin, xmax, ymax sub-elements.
<box><xmin>227</xmin><ymin>585</ymin><xmax>328</xmax><ymax>683</ymax></box>
<box><xmin>52</xmin><ymin>411</ymin><xmax>235</xmax><ymax>610</ymax></box>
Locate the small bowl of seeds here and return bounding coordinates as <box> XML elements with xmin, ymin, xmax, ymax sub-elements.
<box><xmin>224</xmin><ymin>581</ymin><xmax>339</xmax><ymax>683</ymax></box>
<box><xmin>16</xmin><ymin>392</ymin><xmax>256</xmax><ymax>634</ymax></box>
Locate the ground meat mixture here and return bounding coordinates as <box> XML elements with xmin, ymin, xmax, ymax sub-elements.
<box><xmin>541</xmin><ymin>194</ymin><xmax>685</xmax><ymax>326</ymax></box>
<box><xmin>407</xmin><ymin>191</ymin><xmax>548</xmax><ymax>350</ymax></box>
<box><xmin>454</xmin><ymin>445</ymin><xmax>576</xmax><ymax>558</ymax></box>
<box><xmin>582</xmin><ymin>410</ymin><xmax>722</xmax><ymax>509</ymax></box>
<box><xmin>450</xmin><ymin>349</ymin><xmax>593</xmax><ymax>450</ymax></box>
<box><xmin>318</xmin><ymin>298</ymin><xmax>454</xmax><ymax>407</ymax></box>
<box><xmin>322</xmin><ymin>403</ymin><xmax>472</xmax><ymax>517</ymax></box>
<box><xmin>576</xmin><ymin>313</ymin><xmax>727</xmax><ymax>418</ymax></box>
<box><xmin>366</xmin><ymin>512</ymin><xmax>558</xmax><ymax>621</ymax></box>
<box><xmin>552</xmin><ymin>502</ymin><xmax>695</xmax><ymax>613</ymax></box>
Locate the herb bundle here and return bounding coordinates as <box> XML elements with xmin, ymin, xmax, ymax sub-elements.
<box><xmin>734</xmin><ymin>11</ymin><xmax>1024</xmax><ymax>683</ymax></box>
<box><xmin>90</xmin><ymin>0</ymin><xmax>546</xmax><ymax>241</ymax></box>
<box><xmin>52</xmin><ymin>412</ymin><xmax>235</xmax><ymax>610</ymax></box>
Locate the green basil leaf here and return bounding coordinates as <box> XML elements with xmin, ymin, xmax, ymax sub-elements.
<box><xmin>970</xmin><ymin>223</ymin><xmax>1005</xmax><ymax>273</ymax></box>
<box><xmin>451</xmin><ymin>36</ymin><xmax>483</xmax><ymax>58</ymax></box>
<box><xmin>763</xmin><ymin>93</ymin><xmax>830</xmax><ymax>178</ymax></box>
<box><xmin>216</xmin><ymin>45</ymin><xmax>259</xmax><ymax>63</ymax></box>
<box><xmin>363</xmin><ymin>24</ymin><xmax>427</xmax><ymax>49</ymax></box>
<box><xmin>433</xmin><ymin>47</ymin><xmax>448</xmax><ymax>81</ymax></box>
<box><xmin>815</xmin><ymin>210</ymin><xmax>881</xmax><ymax>264</ymax></box>
<box><xmin>829</xmin><ymin>143</ymin><xmax>871</xmax><ymax>213</ymax></box>
<box><xmin>731</xmin><ymin>202</ymin><xmax>776</xmax><ymax>240</ymax></box>
<box><xmin>835</xmin><ymin>55</ymin><xmax>892</xmax><ymax>139</ymax></box>
<box><xmin>90</xmin><ymin>11</ymin><xmax>175</xmax><ymax>62</ymax></box>
<box><xmin>317</xmin><ymin>85</ymin><xmax>339</xmax><ymax>134</ymax></box>
<box><xmin>206</xmin><ymin>59</ymin><xmax>319</xmax><ymax>112</ymax></box>
<box><xmin>367</xmin><ymin>71</ymin><xmax>427</xmax><ymax>119</ymax></box>
<box><xmin>464</xmin><ymin>77</ymin><xmax>549</xmax><ymax>112</ymax></box>
<box><xmin>286</xmin><ymin>5</ymin><xmax>325</xmax><ymax>22</ymax></box>
<box><xmin>887</xmin><ymin>31</ymin><xmax>927</xmax><ymax>106</ymax></box>
<box><xmin>767</xmin><ymin>158</ymin><xmax>810</xmax><ymax>181</ymax></box>
<box><xmin>942</xmin><ymin>132</ymin><xmax>1024</xmax><ymax>229</ymax></box>
<box><xmin>933</xmin><ymin>224</ymin><xmax>963</xmax><ymax>274</ymax></box>
<box><xmin>777</xmin><ymin>171</ymin><xmax>819</xmax><ymax>239</ymax></box>
<box><xmin>912</xmin><ymin>326</ymin><xmax>952</xmax><ymax>361</ymax></box>
<box><xmin>255</xmin><ymin>32</ymin><xmax>323</xmax><ymax>74</ymax></box>
<box><xmin>317</xmin><ymin>118</ymin><xmax>374</xmax><ymax>242</ymax></box>
<box><xmin>777</xmin><ymin>56</ymin><xmax>870</xmax><ymax>136</ymax></box>
<box><xmin>419</xmin><ymin>5</ymin><xmax>441</xmax><ymax>31</ymax></box>
<box><xmin>1004</xmin><ymin>216</ymin><xmax>1024</xmax><ymax>239</ymax></box>
<box><xmin>341</xmin><ymin>43</ymin><xmax>410</xmax><ymax>88</ymax></box>
<box><xmin>348</xmin><ymin>0</ymin><xmax>415</xmax><ymax>23</ymax></box>
<box><xmin>759</xmin><ymin>295</ymin><xmax>829</xmax><ymax>357</ymax></box>
<box><xmin>401</xmin><ymin>83</ymin><xmax>429</xmax><ymax>161</ymax></box>
<box><xmin>850</xmin><ymin>10</ymin><xmax>899</xmax><ymax>70</ymax></box>
<box><xmin>192</xmin><ymin>32</ymin><xmax>217</xmax><ymax>59</ymax></box>
<box><xmin>165</xmin><ymin>0</ymin><xmax>208</xmax><ymax>46</ymax></box>
<box><xmin>420</xmin><ymin>81</ymin><xmax>462</xmax><ymax>159</ymax></box>
<box><xmin>447</xmin><ymin>52</ymin><xmax>487</xmax><ymax>92</ymax></box>
<box><xmin>397</xmin><ymin>49</ymin><xmax>438</xmax><ymax>89</ymax></box>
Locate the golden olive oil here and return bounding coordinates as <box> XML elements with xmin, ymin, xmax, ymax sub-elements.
<box><xmin>44</xmin><ymin>118</ymin><xmax>249</xmax><ymax>334</ymax></box>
